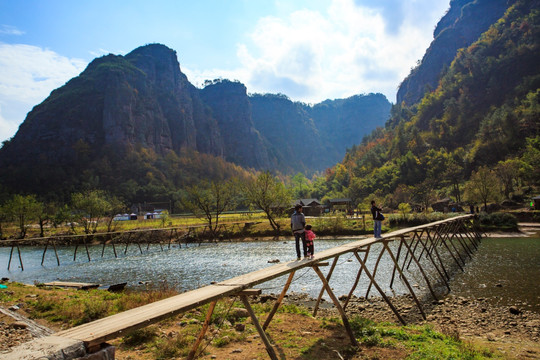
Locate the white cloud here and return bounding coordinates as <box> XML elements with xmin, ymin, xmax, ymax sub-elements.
<box><xmin>0</xmin><ymin>43</ymin><xmax>87</xmax><ymax>143</ymax></box>
<box><xmin>188</xmin><ymin>0</ymin><xmax>446</xmax><ymax>104</ymax></box>
<box><xmin>0</xmin><ymin>25</ymin><xmax>25</xmax><ymax>36</ymax></box>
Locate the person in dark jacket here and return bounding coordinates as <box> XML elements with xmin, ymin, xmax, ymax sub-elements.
<box><xmin>291</xmin><ymin>204</ymin><xmax>307</xmax><ymax>259</ymax></box>
<box><xmin>370</xmin><ymin>200</ymin><xmax>383</xmax><ymax>238</ymax></box>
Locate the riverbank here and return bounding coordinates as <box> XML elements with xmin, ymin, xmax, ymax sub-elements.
<box><xmin>1</xmin><ymin>286</ymin><xmax>539</xmax><ymax>359</ymax></box>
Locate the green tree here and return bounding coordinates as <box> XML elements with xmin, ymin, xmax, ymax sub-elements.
<box><xmin>71</xmin><ymin>190</ymin><xmax>113</xmax><ymax>234</ymax></box>
<box><xmin>181</xmin><ymin>180</ymin><xmax>239</xmax><ymax>239</ymax></box>
<box><xmin>398</xmin><ymin>203</ymin><xmax>412</xmax><ymax>219</ymax></box>
<box><xmin>495</xmin><ymin>159</ymin><xmax>523</xmax><ymax>199</ymax></box>
<box><xmin>104</xmin><ymin>196</ymin><xmax>126</xmax><ymax>233</ymax></box>
<box><xmin>464</xmin><ymin>166</ymin><xmax>501</xmax><ymax>212</ymax></box>
<box><xmin>290</xmin><ymin>173</ymin><xmax>311</xmax><ymax>199</ymax></box>
<box><xmin>5</xmin><ymin>194</ymin><xmax>42</xmax><ymax>238</ymax></box>
<box><xmin>244</xmin><ymin>172</ymin><xmax>292</xmax><ymax>234</ymax></box>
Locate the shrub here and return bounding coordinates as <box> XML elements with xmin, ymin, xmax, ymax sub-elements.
<box><xmin>478</xmin><ymin>212</ymin><xmax>518</xmax><ymax>230</ymax></box>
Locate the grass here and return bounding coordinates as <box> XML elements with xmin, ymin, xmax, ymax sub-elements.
<box><xmin>0</xmin><ymin>282</ymin><xmax>507</xmax><ymax>359</ymax></box>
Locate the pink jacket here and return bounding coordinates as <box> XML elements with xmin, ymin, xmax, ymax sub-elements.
<box><xmin>305</xmin><ymin>229</ymin><xmax>316</xmax><ymax>242</ymax></box>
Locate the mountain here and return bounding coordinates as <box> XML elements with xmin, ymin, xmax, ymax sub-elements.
<box><xmin>0</xmin><ymin>44</ymin><xmax>390</xmax><ymax>201</ymax></box>
<box><xmin>397</xmin><ymin>0</ymin><xmax>510</xmax><ymax>105</ymax></box>
<box><xmin>324</xmin><ymin>0</ymin><xmax>539</xmax><ymax>204</ymax></box>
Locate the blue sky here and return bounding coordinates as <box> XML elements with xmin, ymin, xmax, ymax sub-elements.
<box><xmin>0</xmin><ymin>0</ymin><xmax>449</xmax><ymax>143</ymax></box>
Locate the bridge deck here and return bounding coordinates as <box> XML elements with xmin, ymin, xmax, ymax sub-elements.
<box><xmin>56</xmin><ymin>214</ymin><xmax>474</xmax><ymax>347</ymax></box>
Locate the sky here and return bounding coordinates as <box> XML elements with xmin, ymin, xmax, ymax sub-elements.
<box><xmin>0</xmin><ymin>0</ymin><xmax>450</xmax><ymax>144</ymax></box>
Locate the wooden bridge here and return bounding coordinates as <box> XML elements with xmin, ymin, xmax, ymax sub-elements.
<box><xmin>2</xmin><ymin>221</ymin><xmax>258</xmax><ymax>271</ymax></box>
<box><xmin>5</xmin><ymin>214</ymin><xmax>482</xmax><ymax>360</ymax></box>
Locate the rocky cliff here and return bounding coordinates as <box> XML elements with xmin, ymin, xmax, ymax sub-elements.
<box><xmin>397</xmin><ymin>0</ymin><xmax>510</xmax><ymax>105</ymax></box>
<box><xmin>0</xmin><ymin>43</ymin><xmax>391</xmax><ymax>199</ymax></box>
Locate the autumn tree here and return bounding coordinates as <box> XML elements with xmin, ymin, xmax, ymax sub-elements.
<box><xmin>244</xmin><ymin>171</ymin><xmax>292</xmax><ymax>234</ymax></box>
<box><xmin>181</xmin><ymin>180</ymin><xmax>239</xmax><ymax>239</ymax></box>
<box><xmin>464</xmin><ymin>166</ymin><xmax>501</xmax><ymax>212</ymax></box>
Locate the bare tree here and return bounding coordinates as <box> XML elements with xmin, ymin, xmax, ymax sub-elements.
<box><xmin>181</xmin><ymin>180</ymin><xmax>239</xmax><ymax>240</ymax></box>
<box><xmin>244</xmin><ymin>172</ymin><xmax>292</xmax><ymax>234</ymax></box>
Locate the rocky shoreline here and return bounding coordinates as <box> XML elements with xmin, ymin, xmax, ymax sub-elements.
<box><xmin>277</xmin><ymin>291</ymin><xmax>540</xmax><ymax>358</ymax></box>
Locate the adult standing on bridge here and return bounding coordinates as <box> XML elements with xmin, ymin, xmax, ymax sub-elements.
<box><xmin>291</xmin><ymin>204</ymin><xmax>307</xmax><ymax>260</ymax></box>
<box><xmin>371</xmin><ymin>200</ymin><xmax>384</xmax><ymax>239</ymax></box>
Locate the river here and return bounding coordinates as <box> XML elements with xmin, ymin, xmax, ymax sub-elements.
<box><xmin>0</xmin><ymin>232</ymin><xmax>538</xmax><ymax>313</ymax></box>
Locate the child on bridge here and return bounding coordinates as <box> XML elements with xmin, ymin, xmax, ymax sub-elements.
<box><xmin>305</xmin><ymin>225</ymin><xmax>316</xmax><ymax>259</ymax></box>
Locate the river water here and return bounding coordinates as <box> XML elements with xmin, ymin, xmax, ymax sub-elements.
<box><xmin>0</xmin><ymin>233</ymin><xmax>538</xmax><ymax>313</ymax></box>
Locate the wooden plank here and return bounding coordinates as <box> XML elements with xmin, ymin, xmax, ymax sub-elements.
<box><xmin>43</xmin><ymin>281</ymin><xmax>99</xmax><ymax>290</ymax></box>
<box><xmin>57</xmin><ymin>284</ymin><xmax>243</xmax><ymax>346</ymax></box>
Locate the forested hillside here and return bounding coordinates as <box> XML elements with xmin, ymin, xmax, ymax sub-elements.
<box><xmin>319</xmin><ymin>0</ymin><xmax>539</xmax><ymax>208</ymax></box>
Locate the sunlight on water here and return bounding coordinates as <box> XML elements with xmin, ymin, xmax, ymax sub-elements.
<box><xmin>0</xmin><ymin>235</ymin><xmax>538</xmax><ymax>312</ymax></box>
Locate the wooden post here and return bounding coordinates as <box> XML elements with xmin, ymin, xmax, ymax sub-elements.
<box><xmin>52</xmin><ymin>240</ymin><xmax>60</xmax><ymax>266</ymax></box>
<box><xmin>7</xmin><ymin>245</ymin><xmax>14</xmax><ymax>270</ymax></box>
<box><xmin>312</xmin><ymin>265</ymin><xmax>359</xmax><ymax>346</ymax></box>
<box><xmin>187</xmin><ymin>300</ymin><xmax>218</xmax><ymax>360</ymax></box>
<box><xmin>365</xmin><ymin>244</ymin><xmax>386</xmax><ymax>298</ymax></box>
<box><xmin>83</xmin><ymin>237</ymin><xmax>91</xmax><ymax>262</ymax></box>
<box><xmin>389</xmin><ymin>238</ymin><xmax>404</xmax><ymax>289</ymax></box>
<box><xmin>404</xmin><ymin>229</ymin><xmax>425</xmax><ymax>270</ymax></box>
<box><xmin>382</xmin><ymin>241</ymin><xmax>426</xmax><ymax>320</ymax></box>
<box><xmin>416</xmin><ymin>232</ymin><xmax>450</xmax><ymax>292</ymax></box>
<box><xmin>41</xmin><ymin>239</ymin><xmax>49</xmax><ymax>266</ymax></box>
<box><xmin>240</xmin><ymin>295</ymin><xmax>278</xmax><ymax>360</ymax></box>
<box><xmin>399</xmin><ymin>236</ymin><xmax>438</xmax><ymax>300</ymax></box>
<box><xmin>353</xmin><ymin>252</ymin><xmax>405</xmax><ymax>325</ymax></box>
<box><xmin>343</xmin><ymin>248</ymin><xmax>370</xmax><ymax>310</ymax></box>
<box><xmin>263</xmin><ymin>271</ymin><xmax>295</xmax><ymax>330</ymax></box>
<box><xmin>313</xmin><ymin>256</ymin><xmax>339</xmax><ymax>316</ymax></box>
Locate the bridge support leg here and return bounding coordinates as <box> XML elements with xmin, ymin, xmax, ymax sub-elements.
<box><xmin>399</xmin><ymin>236</ymin><xmax>438</xmax><ymax>300</ymax></box>
<box><xmin>343</xmin><ymin>248</ymin><xmax>370</xmax><ymax>310</ymax></box>
<box><xmin>312</xmin><ymin>265</ymin><xmax>359</xmax><ymax>347</ymax></box>
<box><xmin>416</xmin><ymin>232</ymin><xmax>451</xmax><ymax>293</ymax></box>
<box><xmin>187</xmin><ymin>300</ymin><xmax>218</xmax><ymax>360</ymax></box>
<box><xmin>313</xmin><ymin>257</ymin><xmax>339</xmax><ymax>316</ymax></box>
<box><xmin>263</xmin><ymin>271</ymin><xmax>295</xmax><ymax>330</ymax></box>
<box><xmin>353</xmin><ymin>252</ymin><xmax>405</xmax><ymax>325</ymax></box>
<box><xmin>240</xmin><ymin>295</ymin><xmax>278</xmax><ymax>360</ymax></box>
<box><xmin>365</xmin><ymin>244</ymin><xmax>385</xmax><ymax>298</ymax></box>
<box><xmin>389</xmin><ymin>238</ymin><xmax>404</xmax><ymax>289</ymax></box>
<box><xmin>383</xmin><ymin>241</ymin><xmax>426</xmax><ymax>320</ymax></box>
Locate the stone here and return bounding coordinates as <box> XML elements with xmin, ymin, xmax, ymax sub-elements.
<box><xmin>231</xmin><ymin>308</ymin><xmax>249</xmax><ymax>319</ymax></box>
<box><xmin>509</xmin><ymin>306</ymin><xmax>522</xmax><ymax>315</ymax></box>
